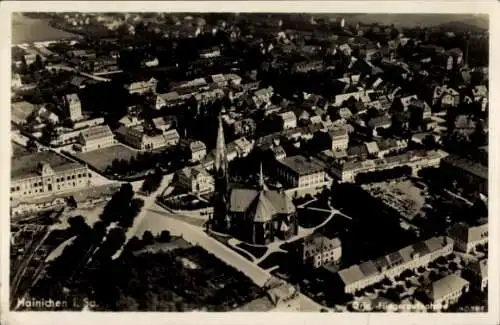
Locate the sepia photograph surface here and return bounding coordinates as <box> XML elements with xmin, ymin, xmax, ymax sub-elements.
<box><xmin>2</xmin><ymin>2</ymin><xmax>498</xmax><ymax>325</ymax></box>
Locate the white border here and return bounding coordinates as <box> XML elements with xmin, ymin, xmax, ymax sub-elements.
<box><xmin>1</xmin><ymin>2</ymin><xmax>498</xmax><ymax>325</ymax></box>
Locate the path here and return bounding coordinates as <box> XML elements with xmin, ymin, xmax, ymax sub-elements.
<box><xmin>136</xmin><ymin>204</ymin><xmax>273</xmax><ymax>287</ymax></box>
<box><xmin>255</xmin><ymin>201</ymin><xmax>351</xmax><ymax>264</ymax></box>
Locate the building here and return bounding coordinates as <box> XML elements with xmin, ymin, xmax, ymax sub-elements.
<box><xmin>337</xmin><ymin>236</ymin><xmax>454</xmax><ymax>294</ymax></box>
<box><xmin>297</xmin><ymin>233</ymin><xmax>342</xmax><ymax>268</ymax></box>
<box><xmin>11</xmin><ymin>151</ymin><xmax>92</xmax><ymax>201</ymax></box>
<box><xmin>425</xmin><ymin>274</ymin><xmax>469</xmax><ymax>310</ymax></box>
<box><xmin>276</xmin><ymin>155</ymin><xmax>326</xmax><ymax>189</ymax></box>
<box><xmin>199</xmin><ymin>47</ymin><xmax>221</xmax><ymax>58</ymax></box>
<box><xmin>227</xmin><ymin>172</ymin><xmax>298</xmax><ymax>245</ymax></box>
<box><xmin>464</xmin><ymin>259</ymin><xmax>488</xmax><ymax>292</ymax></box>
<box><xmin>233</xmin><ymin>137</ymin><xmax>254</xmax><ymax>158</ymax></box>
<box><xmin>440</xmin><ymin>155</ymin><xmax>488</xmax><ymax>196</ymax></box>
<box><xmin>124</xmin><ymin>77</ymin><xmax>158</xmax><ymax>95</ymax></box>
<box><xmin>155</xmin><ymin>92</ymin><xmax>180</xmax><ymax>110</ymax></box>
<box><xmin>179</xmin><ymin>139</ymin><xmax>207</xmax><ymax>162</ymax></box>
<box><xmin>76</xmin><ymin>125</ymin><xmax>115</xmax><ymax>152</ymax></box>
<box><xmin>163</xmin><ymin>129</ymin><xmax>180</xmax><ymax>147</ymax></box>
<box><xmin>176</xmin><ymin>165</ymin><xmax>214</xmax><ymax>194</ymax></box>
<box><xmin>64</xmin><ymin>93</ymin><xmax>83</xmax><ymax>122</ymax></box>
<box><xmin>332</xmin><ymin>149</ymin><xmax>448</xmax><ymax>183</ymax></box>
<box><xmin>328</xmin><ymin>128</ymin><xmax>349</xmax><ymax>151</ymax></box>
<box><xmin>367</xmin><ymin>115</ymin><xmax>392</xmax><ymax>136</ymax></box>
<box><xmin>278</xmin><ymin>111</ymin><xmax>297</xmax><ymax>130</ymax></box>
<box><xmin>211</xmin><ymin>117</ymin><xmax>297</xmax><ymax>245</ymax></box>
<box><xmin>447</xmin><ymin>222</ymin><xmax>488</xmax><ymax>254</ymax></box>
<box><xmin>116</xmin><ymin>125</ymin><xmax>176</xmax><ymax>151</ymax></box>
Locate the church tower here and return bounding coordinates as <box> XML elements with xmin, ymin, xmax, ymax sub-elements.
<box><xmin>212</xmin><ymin>115</ymin><xmax>230</xmax><ymax>231</ymax></box>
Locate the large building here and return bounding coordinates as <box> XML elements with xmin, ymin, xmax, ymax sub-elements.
<box><xmin>440</xmin><ymin>155</ymin><xmax>488</xmax><ymax>196</ymax></box>
<box><xmin>447</xmin><ymin>221</ymin><xmax>488</xmax><ymax>254</ymax></box>
<box><xmin>337</xmin><ymin>236</ymin><xmax>453</xmax><ymax>294</ymax></box>
<box><xmin>211</xmin><ymin>117</ymin><xmax>297</xmax><ymax>245</ymax></box>
<box><xmin>275</xmin><ymin>155</ymin><xmax>326</xmax><ymax>189</ymax></box>
<box><xmin>64</xmin><ymin>93</ymin><xmax>83</xmax><ymax>122</ymax></box>
<box><xmin>425</xmin><ymin>274</ymin><xmax>470</xmax><ymax>310</ymax></box>
<box><xmin>11</xmin><ymin>151</ymin><xmax>91</xmax><ymax>201</ymax></box>
<box><xmin>332</xmin><ymin>149</ymin><xmax>448</xmax><ymax>183</ymax></box>
<box><xmin>76</xmin><ymin>125</ymin><xmax>116</xmax><ymax>152</ymax></box>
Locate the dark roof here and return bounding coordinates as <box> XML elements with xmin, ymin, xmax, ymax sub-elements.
<box><xmin>229</xmin><ymin>188</ymin><xmax>295</xmax><ymax>222</ymax></box>
<box><xmin>12</xmin><ymin>151</ymin><xmax>85</xmax><ymax>181</ymax></box>
<box><xmin>279</xmin><ymin>155</ymin><xmax>325</xmax><ymax>175</ymax></box>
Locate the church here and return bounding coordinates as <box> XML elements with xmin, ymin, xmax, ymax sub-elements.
<box><xmin>212</xmin><ymin>116</ymin><xmax>298</xmax><ymax>245</ymax></box>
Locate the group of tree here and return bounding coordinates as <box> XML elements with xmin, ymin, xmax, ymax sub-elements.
<box><xmin>355</xmin><ymin>165</ymin><xmax>412</xmax><ymax>184</ymax></box>
<box><xmin>140</xmin><ymin>167</ymin><xmax>164</xmax><ymax>194</ymax></box>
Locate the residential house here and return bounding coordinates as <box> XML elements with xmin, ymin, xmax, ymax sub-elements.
<box><xmin>328</xmin><ymin>128</ymin><xmax>349</xmax><ymax>151</ymax></box>
<box><xmin>124</xmin><ymin>77</ymin><xmax>158</xmax><ymax>95</ymax></box>
<box><xmin>118</xmin><ymin>114</ymin><xmax>143</xmax><ymax>128</ymax></box>
<box><xmin>425</xmin><ymin>275</ymin><xmax>469</xmax><ymax>310</ymax></box>
<box><xmin>297</xmin><ymin>233</ymin><xmax>342</xmax><ymax>268</ymax></box>
<box><xmin>337</xmin><ymin>236</ymin><xmax>453</xmax><ymax>294</ymax></box>
<box><xmin>180</xmin><ymin>139</ymin><xmax>207</xmax><ymax>162</ymax></box>
<box><xmin>155</xmin><ymin>91</ymin><xmax>182</xmax><ymax>110</ymax></box>
<box><xmin>233</xmin><ymin>137</ymin><xmax>254</xmax><ymax>158</ymax></box>
<box><xmin>278</xmin><ymin>111</ymin><xmax>298</xmax><ymax>130</ymax></box>
<box><xmin>176</xmin><ymin>165</ymin><xmax>214</xmax><ymax>194</ymax></box>
<box><xmin>367</xmin><ymin>115</ymin><xmax>392</xmax><ymax>136</ymax></box>
<box><xmin>447</xmin><ymin>222</ymin><xmax>488</xmax><ymax>254</ymax></box>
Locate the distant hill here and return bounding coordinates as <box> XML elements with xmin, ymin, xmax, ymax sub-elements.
<box><xmin>335</xmin><ymin>14</ymin><xmax>488</xmax><ymax>30</ymax></box>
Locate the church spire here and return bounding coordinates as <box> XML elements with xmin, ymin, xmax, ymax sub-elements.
<box><xmin>215</xmin><ymin>115</ymin><xmax>228</xmax><ymax>174</ymax></box>
<box><xmin>259</xmin><ymin>162</ymin><xmax>268</xmax><ymax>190</ymax></box>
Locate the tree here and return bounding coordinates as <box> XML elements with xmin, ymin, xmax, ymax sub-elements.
<box><xmin>140</xmin><ymin>168</ymin><xmax>163</xmax><ymax>194</ymax></box>
<box><xmin>40</xmin><ymin>122</ymin><xmax>57</xmax><ymax>145</ymax></box>
<box><xmin>142</xmin><ymin>230</ymin><xmax>155</xmax><ymax>246</ymax></box>
<box><xmin>158</xmin><ymin>230</ymin><xmax>172</xmax><ymax>243</ymax></box>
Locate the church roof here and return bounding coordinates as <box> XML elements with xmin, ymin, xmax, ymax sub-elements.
<box><xmin>229</xmin><ymin>188</ymin><xmax>295</xmax><ymax>223</ymax></box>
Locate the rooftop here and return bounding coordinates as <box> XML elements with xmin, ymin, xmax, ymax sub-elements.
<box><xmin>279</xmin><ymin>155</ymin><xmax>325</xmax><ymax>176</ymax></box>
<box><xmin>442</xmin><ymin>155</ymin><xmax>488</xmax><ymax>180</ymax></box>
<box><xmin>12</xmin><ymin>151</ymin><xmax>85</xmax><ymax>181</ymax></box>
<box><xmin>426</xmin><ymin>274</ymin><xmax>469</xmax><ymax>301</ymax></box>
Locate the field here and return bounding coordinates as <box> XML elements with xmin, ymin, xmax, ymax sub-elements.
<box><xmin>75</xmin><ymin>144</ymin><xmax>138</xmax><ymax>174</ymax></box>
<box><xmin>363</xmin><ymin>179</ymin><xmax>429</xmax><ymax>221</ymax></box>
<box><xmin>12</xmin><ymin>13</ymin><xmax>80</xmax><ymax>44</ymax></box>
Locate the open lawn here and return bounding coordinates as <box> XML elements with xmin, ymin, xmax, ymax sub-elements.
<box><xmin>298</xmin><ymin>209</ymin><xmax>331</xmax><ymax>228</ymax></box>
<box><xmin>75</xmin><ymin>144</ymin><xmax>137</xmax><ymax>174</ymax></box>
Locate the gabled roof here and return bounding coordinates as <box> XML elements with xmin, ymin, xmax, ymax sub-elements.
<box><xmin>229</xmin><ymin>188</ymin><xmax>295</xmax><ymax>222</ymax></box>
<box><xmin>426</xmin><ymin>274</ymin><xmax>469</xmax><ymax>302</ymax></box>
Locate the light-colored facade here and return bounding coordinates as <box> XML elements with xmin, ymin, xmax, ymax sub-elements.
<box><xmin>338</xmin><ymin>236</ymin><xmax>454</xmax><ymax>294</ymax></box>
<box><xmin>11</xmin><ymin>151</ymin><xmax>91</xmax><ymax>201</ymax></box>
<box><xmin>125</xmin><ymin>78</ymin><xmax>158</xmax><ymax>95</ymax></box>
<box><xmin>276</xmin><ymin>155</ymin><xmax>326</xmax><ymax>189</ymax></box>
<box><xmin>300</xmin><ymin>234</ymin><xmax>342</xmax><ymax>268</ymax></box>
<box><xmin>329</xmin><ymin>128</ymin><xmax>349</xmax><ymax>151</ymax></box>
<box><xmin>278</xmin><ymin>111</ymin><xmax>297</xmax><ymax>130</ymax></box>
<box><xmin>426</xmin><ymin>274</ymin><xmax>469</xmax><ymax>310</ymax></box>
<box><xmin>447</xmin><ymin>222</ymin><xmax>488</xmax><ymax>253</ymax></box>
<box><xmin>65</xmin><ymin>93</ymin><xmax>82</xmax><ymax>122</ymax></box>
<box><xmin>176</xmin><ymin>165</ymin><xmax>214</xmax><ymax>194</ymax></box>
<box><xmin>76</xmin><ymin>125</ymin><xmax>116</xmax><ymax>152</ymax></box>
<box><xmin>332</xmin><ymin>149</ymin><xmax>448</xmax><ymax>183</ymax></box>
<box><xmin>180</xmin><ymin>139</ymin><xmax>207</xmax><ymax>162</ymax></box>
